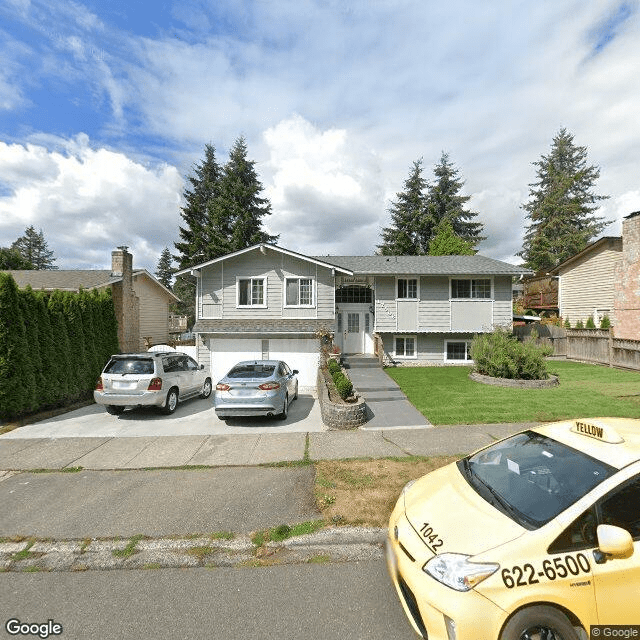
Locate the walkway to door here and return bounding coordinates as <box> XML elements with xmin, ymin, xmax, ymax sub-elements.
<box><xmin>341</xmin><ymin>354</ymin><xmax>431</xmax><ymax>430</ymax></box>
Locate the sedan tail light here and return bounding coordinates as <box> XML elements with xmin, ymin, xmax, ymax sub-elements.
<box><xmin>258</xmin><ymin>382</ymin><xmax>281</xmax><ymax>391</ymax></box>
<box><xmin>148</xmin><ymin>377</ymin><xmax>163</xmax><ymax>391</ymax></box>
<box><xmin>95</xmin><ymin>377</ymin><xmax>104</xmax><ymax>391</ymax></box>
<box><xmin>216</xmin><ymin>383</ymin><xmax>231</xmax><ymax>391</ymax></box>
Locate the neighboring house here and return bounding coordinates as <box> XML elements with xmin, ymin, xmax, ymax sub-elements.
<box><xmin>175</xmin><ymin>244</ymin><xmax>530</xmax><ymax>390</ymax></box>
<box><xmin>551</xmin><ymin>237</ymin><xmax>622</xmax><ymax>327</ymax></box>
<box><xmin>614</xmin><ymin>211</ymin><xmax>640</xmax><ymax>340</ymax></box>
<box><xmin>4</xmin><ymin>247</ymin><xmax>179</xmax><ymax>352</ymax></box>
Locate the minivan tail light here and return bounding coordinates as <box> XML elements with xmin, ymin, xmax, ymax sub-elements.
<box><xmin>216</xmin><ymin>383</ymin><xmax>231</xmax><ymax>391</ymax></box>
<box><xmin>95</xmin><ymin>377</ymin><xmax>104</xmax><ymax>391</ymax></box>
<box><xmin>148</xmin><ymin>377</ymin><xmax>163</xmax><ymax>391</ymax></box>
<box><xmin>258</xmin><ymin>382</ymin><xmax>280</xmax><ymax>390</ymax></box>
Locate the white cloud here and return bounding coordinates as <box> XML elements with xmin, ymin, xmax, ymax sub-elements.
<box><xmin>0</xmin><ymin>135</ymin><xmax>183</xmax><ymax>270</ymax></box>
<box><xmin>263</xmin><ymin>115</ymin><xmax>384</xmax><ymax>255</ymax></box>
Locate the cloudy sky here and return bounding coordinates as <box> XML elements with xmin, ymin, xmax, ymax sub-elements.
<box><xmin>1</xmin><ymin>0</ymin><xmax>639</xmax><ymax>272</ymax></box>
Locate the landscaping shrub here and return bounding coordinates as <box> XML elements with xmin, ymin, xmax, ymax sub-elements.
<box><xmin>563</xmin><ymin>318</ymin><xmax>571</xmax><ymax>329</ymax></box>
<box><xmin>600</xmin><ymin>315</ymin><xmax>611</xmax><ymax>330</ymax></box>
<box><xmin>470</xmin><ymin>328</ymin><xmax>553</xmax><ymax>380</ymax></box>
<box><xmin>575</xmin><ymin>320</ymin><xmax>584</xmax><ymax>329</ymax></box>
<box><xmin>327</xmin><ymin>359</ymin><xmax>341</xmax><ymax>375</ymax></box>
<box><xmin>334</xmin><ymin>375</ymin><xmax>354</xmax><ymax>399</ymax></box>
<box><xmin>585</xmin><ymin>316</ymin><xmax>596</xmax><ymax>329</ymax></box>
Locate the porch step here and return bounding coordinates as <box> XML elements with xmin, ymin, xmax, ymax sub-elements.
<box><xmin>341</xmin><ymin>354</ymin><xmax>381</xmax><ymax>369</ymax></box>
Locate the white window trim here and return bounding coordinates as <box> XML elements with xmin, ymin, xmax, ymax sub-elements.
<box><xmin>236</xmin><ymin>276</ymin><xmax>267</xmax><ymax>308</ymax></box>
<box><xmin>396</xmin><ymin>277</ymin><xmax>419</xmax><ymax>301</ymax></box>
<box><xmin>394</xmin><ymin>335</ymin><xmax>417</xmax><ymax>359</ymax></box>
<box><xmin>283</xmin><ymin>277</ymin><xmax>315</xmax><ymax>308</ymax></box>
<box><xmin>449</xmin><ymin>277</ymin><xmax>494</xmax><ymax>300</ymax></box>
<box><xmin>444</xmin><ymin>339</ymin><xmax>473</xmax><ymax>362</ymax></box>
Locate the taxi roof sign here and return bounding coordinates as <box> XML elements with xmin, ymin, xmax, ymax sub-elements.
<box><xmin>571</xmin><ymin>419</ymin><xmax>624</xmax><ymax>444</ymax></box>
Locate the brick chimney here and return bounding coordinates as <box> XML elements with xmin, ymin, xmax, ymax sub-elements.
<box><xmin>614</xmin><ymin>212</ymin><xmax>640</xmax><ymax>339</ymax></box>
<box><xmin>111</xmin><ymin>246</ymin><xmax>140</xmax><ymax>352</ymax></box>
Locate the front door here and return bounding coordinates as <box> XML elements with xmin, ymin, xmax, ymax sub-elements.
<box><xmin>338</xmin><ymin>304</ymin><xmax>373</xmax><ymax>354</ymax></box>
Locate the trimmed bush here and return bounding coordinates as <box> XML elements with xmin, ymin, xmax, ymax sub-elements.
<box><xmin>327</xmin><ymin>359</ymin><xmax>341</xmax><ymax>375</ymax></box>
<box><xmin>470</xmin><ymin>328</ymin><xmax>553</xmax><ymax>381</ymax></box>
<box><xmin>563</xmin><ymin>318</ymin><xmax>571</xmax><ymax>329</ymax></box>
<box><xmin>575</xmin><ymin>320</ymin><xmax>584</xmax><ymax>329</ymax></box>
<box><xmin>585</xmin><ymin>316</ymin><xmax>596</xmax><ymax>329</ymax></box>
<box><xmin>600</xmin><ymin>315</ymin><xmax>611</xmax><ymax>330</ymax></box>
<box><xmin>334</xmin><ymin>375</ymin><xmax>354</xmax><ymax>399</ymax></box>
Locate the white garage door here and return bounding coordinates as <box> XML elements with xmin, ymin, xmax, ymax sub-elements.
<box><xmin>208</xmin><ymin>337</ymin><xmax>319</xmax><ymax>391</ymax></box>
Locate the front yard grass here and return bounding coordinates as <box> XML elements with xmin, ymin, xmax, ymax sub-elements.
<box><xmin>385</xmin><ymin>360</ymin><xmax>640</xmax><ymax>425</ymax></box>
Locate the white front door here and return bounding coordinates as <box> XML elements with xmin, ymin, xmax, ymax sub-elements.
<box><xmin>339</xmin><ymin>305</ymin><xmax>374</xmax><ymax>354</ymax></box>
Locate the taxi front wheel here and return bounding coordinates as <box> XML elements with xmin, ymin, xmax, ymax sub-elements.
<box><xmin>500</xmin><ymin>605</ymin><xmax>580</xmax><ymax>640</ymax></box>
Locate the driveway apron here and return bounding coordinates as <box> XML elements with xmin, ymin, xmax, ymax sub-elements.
<box><xmin>342</xmin><ymin>355</ymin><xmax>431</xmax><ymax>430</ymax></box>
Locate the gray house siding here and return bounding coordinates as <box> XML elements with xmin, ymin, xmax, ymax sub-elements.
<box><xmin>380</xmin><ymin>332</ymin><xmax>476</xmax><ymax>365</ymax></box>
<box><xmin>419</xmin><ymin>276</ymin><xmax>450</xmax><ymax>331</ymax></box>
<box><xmin>197</xmin><ymin>251</ymin><xmax>335</xmax><ymax>321</ymax></box>
<box><xmin>493</xmin><ymin>276</ymin><xmax>514</xmax><ymax>328</ymax></box>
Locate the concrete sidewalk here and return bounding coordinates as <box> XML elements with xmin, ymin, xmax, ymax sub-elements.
<box><xmin>0</xmin><ymin>423</ymin><xmax>535</xmax><ymax>471</ymax></box>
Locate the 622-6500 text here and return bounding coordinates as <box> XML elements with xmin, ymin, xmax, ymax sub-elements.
<box><xmin>501</xmin><ymin>554</ymin><xmax>591</xmax><ymax>588</ymax></box>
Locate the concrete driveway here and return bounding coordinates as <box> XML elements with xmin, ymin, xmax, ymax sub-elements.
<box><xmin>1</xmin><ymin>394</ymin><xmax>325</xmax><ymax>439</ymax></box>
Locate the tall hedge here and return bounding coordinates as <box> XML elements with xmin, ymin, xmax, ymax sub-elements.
<box><xmin>0</xmin><ymin>274</ymin><xmax>120</xmax><ymax>421</ymax></box>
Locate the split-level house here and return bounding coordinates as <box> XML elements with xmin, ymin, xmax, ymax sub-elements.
<box><xmin>175</xmin><ymin>244</ymin><xmax>530</xmax><ymax>391</ymax></box>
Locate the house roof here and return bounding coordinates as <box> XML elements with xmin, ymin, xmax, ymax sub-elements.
<box><xmin>174</xmin><ymin>243</ymin><xmax>531</xmax><ymax>278</ymax></box>
<box><xmin>313</xmin><ymin>254</ymin><xmax>532</xmax><ymax>276</ymax></box>
<box><xmin>549</xmin><ymin>237</ymin><xmax>622</xmax><ymax>275</ymax></box>
<box><xmin>174</xmin><ymin>243</ymin><xmax>354</xmax><ymax>277</ymax></box>
<box><xmin>3</xmin><ymin>269</ymin><xmax>179</xmax><ymax>301</ymax></box>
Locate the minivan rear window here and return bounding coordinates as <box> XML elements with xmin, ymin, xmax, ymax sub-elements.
<box><xmin>227</xmin><ymin>364</ymin><xmax>276</xmax><ymax>379</ymax></box>
<box><xmin>105</xmin><ymin>359</ymin><xmax>154</xmax><ymax>375</ymax></box>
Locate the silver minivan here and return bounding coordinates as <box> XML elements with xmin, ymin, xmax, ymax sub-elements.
<box><xmin>94</xmin><ymin>352</ymin><xmax>211</xmax><ymax>415</ymax></box>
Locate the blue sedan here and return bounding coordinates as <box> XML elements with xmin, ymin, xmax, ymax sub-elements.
<box><xmin>213</xmin><ymin>360</ymin><xmax>299</xmax><ymax>420</ymax></box>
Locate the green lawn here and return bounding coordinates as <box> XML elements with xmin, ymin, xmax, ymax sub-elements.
<box><xmin>385</xmin><ymin>361</ymin><xmax>640</xmax><ymax>425</ymax></box>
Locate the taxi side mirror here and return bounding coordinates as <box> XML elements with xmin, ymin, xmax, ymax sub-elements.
<box><xmin>593</xmin><ymin>524</ymin><xmax>634</xmax><ymax>564</ymax></box>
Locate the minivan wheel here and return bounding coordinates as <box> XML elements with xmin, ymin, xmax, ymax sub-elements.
<box><xmin>278</xmin><ymin>393</ymin><xmax>289</xmax><ymax>420</ymax></box>
<box><xmin>106</xmin><ymin>405</ymin><xmax>125</xmax><ymax>415</ymax></box>
<box><xmin>162</xmin><ymin>388</ymin><xmax>179</xmax><ymax>415</ymax></box>
<box><xmin>500</xmin><ymin>606</ymin><xmax>579</xmax><ymax>640</ymax></box>
<box><xmin>200</xmin><ymin>378</ymin><xmax>212</xmax><ymax>399</ymax></box>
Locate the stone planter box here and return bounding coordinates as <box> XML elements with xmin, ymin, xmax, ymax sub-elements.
<box><xmin>469</xmin><ymin>371</ymin><xmax>559</xmax><ymax>389</ymax></box>
<box><xmin>317</xmin><ymin>369</ymin><xmax>368</xmax><ymax>430</ymax></box>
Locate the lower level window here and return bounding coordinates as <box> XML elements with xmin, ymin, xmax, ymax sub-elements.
<box><xmin>395</xmin><ymin>336</ymin><xmax>416</xmax><ymax>358</ymax></box>
<box><xmin>445</xmin><ymin>340</ymin><xmax>472</xmax><ymax>361</ymax></box>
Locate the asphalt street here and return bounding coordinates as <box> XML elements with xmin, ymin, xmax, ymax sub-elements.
<box><xmin>1</xmin><ymin>561</ymin><xmax>415</xmax><ymax>640</ymax></box>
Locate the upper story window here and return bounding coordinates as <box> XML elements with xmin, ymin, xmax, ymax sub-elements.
<box><xmin>285</xmin><ymin>278</ymin><xmax>314</xmax><ymax>307</ymax></box>
<box><xmin>451</xmin><ymin>278</ymin><xmax>492</xmax><ymax>299</ymax></box>
<box><xmin>397</xmin><ymin>278</ymin><xmax>418</xmax><ymax>300</ymax></box>
<box><xmin>237</xmin><ymin>277</ymin><xmax>266</xmax><ymax>307</ymax></box>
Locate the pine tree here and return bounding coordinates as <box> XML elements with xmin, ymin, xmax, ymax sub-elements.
<box><xmin>155</xmin><ymin>247</ymin><xmax>174</xmax><ymax>289</ymax></box>
<box><xmin>174</xmin><ymin>143</ymin><xmax>223</xmax><ymax>270</ymax></box>
<box><xmin>428</xmin><ymin>220</ymin><xmax>476</xmax><ymax>256</ymax></box>
<box><xmin>520</xmin><ymin>129</ymin><xmax>609</xmax><ymax>272</ymax></box>
<box><xmin>0</xmin><ymin>247</ymin><xmax>35</xmax><ymax>269</ymax></box>
<box><xmin>426</xmin><ymin>152</ymin><xmax>484</xmax><ymax>249</ymax></box>
<box><xmin>378</xmin><ymin>159</ymin><xmax>429</xmax><ymax>255</ymax></box>
<box><xmin>11</xmin><ymin>226</ymin><xmax>57</xmax><ymax>270</ymax></box>
<box><xmin>213</xmin><ymin>136</ymin><xmax>278</xmax><ymax>253</ymax></box>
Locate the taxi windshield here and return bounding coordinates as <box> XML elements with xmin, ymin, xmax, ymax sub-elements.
<box><xmin>459</xmin><ymin>431</ymin><xmax>616</xmax><ymax>529</ymax></box>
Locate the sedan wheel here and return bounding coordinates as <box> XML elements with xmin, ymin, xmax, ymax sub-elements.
<box><xmin>200</xmin><ymin>378</ymin><xmax>212</xmax><ymax>399</ymax></box>
<box><xmin>500</xmin><ymin>606</ymin><xmax>579</xmax><ymax>640</ymax></box>
<box><xmin>278</xmin><ymin>393</ymin><xmax>289</xmax><ymax>420</ymax></box>
<box><xmin>162</xmin><ymin>388</ymin><xmax>179</xmax><ymax>415</ymax></box>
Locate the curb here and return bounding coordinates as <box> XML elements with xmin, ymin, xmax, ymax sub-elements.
<box><xmin>0</xmin><ymin>527</ymin><xmax>387</xmax><ymax>573</ymax></box>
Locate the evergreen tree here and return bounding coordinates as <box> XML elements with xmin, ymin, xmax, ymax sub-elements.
<box><xmin>34</xmin><ymin>290</ymin><xmax>60</xmax><ymax>406</ymax></box>
<box><xmin>520</xmin><ymin>129</ymin><xmax>609</xmax><ymax>272</ymax></box>
<box><xmin>0</xmin><ymin>247</ymin><xmax>35</xmax><ymax>269</ymax></box>
<box><xmin>213</xmin><ymin>136</ymin><xmax>278</xmax><ymax>253</ymax></box>
<box><xmin>425</xmin><ymin>152</ymin><xmax>484</xmax><ymax>249</ymax></box>
<box><xmin>175</xmin><ymin>143</ymin><xmax>223</xmax><ymax>269</ymax></box>
<box><xmin>47</xmin><ymin>291</ymin><xmax>73</xmax><ymax>401</ymax></box>
<box><xmin>378</xmin><ymin>159</ymin><xmax>429</xmax><ymax>255</ymax></box>
<box><xmin>428</xmin><ymin>220</ymin><xmax>476</xmax><ymax>256</ymax></box>
<box><xmin>11</xmin><ymin>226</ymin><xmax>58</xmax><ymax>270</ymax></box>
<box><xmin>155</xmin><ymin>247</ymin><xmax>174</xmax><ymax>289</ymax></box>
<box><xmin>0</xmin><ymin>273</ymin><xmax>36</xmax><ymax>419</ymax></box>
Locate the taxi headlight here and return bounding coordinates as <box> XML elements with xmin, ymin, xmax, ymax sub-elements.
<box><xmin>424</xmin><ymin>553</ymin><xmax>499</xmax><ymax>592</ymax></box>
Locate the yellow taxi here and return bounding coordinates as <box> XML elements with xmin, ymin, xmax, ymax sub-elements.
<box><xmin>386</xmin><ymin>418</ymin><xmax>640</xmax><ymax>640</ymax></box>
